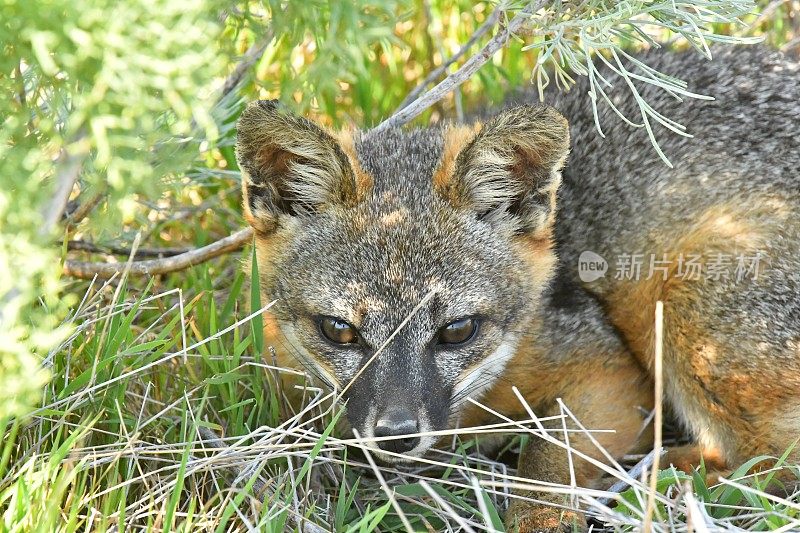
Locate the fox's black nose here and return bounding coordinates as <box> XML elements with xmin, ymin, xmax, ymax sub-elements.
<box><xmin>374</xmin><ymin>410</ymin><xmax>420</xmax><ymax>454</ymax></box>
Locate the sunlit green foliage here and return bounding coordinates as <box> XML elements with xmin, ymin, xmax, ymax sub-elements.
<box><xmin>0</xmin><ymin>0</ymin><xmax>229</xmax><ymax>421</ymax></box>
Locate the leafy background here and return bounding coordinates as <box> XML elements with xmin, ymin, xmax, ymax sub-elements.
<box><xmin>1</xmin><ymin>0</ymin><xmax>799</xmax><ymax>530</ymax></box>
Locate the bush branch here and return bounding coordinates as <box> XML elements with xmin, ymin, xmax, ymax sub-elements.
<box><xmin>66</xmin><ymin>240</ymin><xmax>191</xmax><ymax>258</ymax></box>
<box><xmin>63</xmin><ymin>188</ymin><xmax>106</xmax><ymax>226</ymax></box>
<box><xmin>394</xmin><ymin>6</ymin><xmax>504</xmax><ymax>113</ymax></box>
<box><xmin>59</xmin><ymin>30</ymin><xmax>273</xmax><ymax>278</ymax></box>
<box><xmin>62</xmin><ymin>227</ymin><xmax>253</xmax><ymax>279</ymax></box>
<box><xmin>219</xmin><ymin>28</ymin><xmax>274</xmax><ymax>100</ymax></box>
<box><xmin>372</xmin><ymin>1</ymin><xmax>542</xmax><ymax>133</ymax></box>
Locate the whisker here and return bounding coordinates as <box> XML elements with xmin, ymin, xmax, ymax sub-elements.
<box><xmin>268</xmin><ymin>326</ymin><xmax>336</xmax><ymax>390</ymax></box>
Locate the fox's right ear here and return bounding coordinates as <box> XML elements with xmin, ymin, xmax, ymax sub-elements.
<box><xmin>236</xmin><ymin>100</ymin><xmax>360</xmax><ymax>233</ymax></box>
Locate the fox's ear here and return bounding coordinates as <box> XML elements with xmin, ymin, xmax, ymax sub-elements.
<box><xmin>436</xmin><ymin>105</ymin><xmax>570</xmax><ymax>236</ymax></box>
<box><xmin>236</xmin><ymin>100</ymin><xmax>359</xmax><ymax>233</ymax></box>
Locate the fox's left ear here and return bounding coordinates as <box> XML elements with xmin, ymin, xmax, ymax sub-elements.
<box><xmin>436</xmin><ymin>105</ymin><xmax>570</xmax><ymax>236</ymax></box>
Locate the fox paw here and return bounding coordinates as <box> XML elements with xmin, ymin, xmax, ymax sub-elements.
<box><xmin>505</xmin><ymin>502</ymin><xmax>585</xmax><ymax>533</ymax></box>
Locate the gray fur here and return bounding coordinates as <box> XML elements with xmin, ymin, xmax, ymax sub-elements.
<box><xmin>237</xmin><ymin>45</ymin><xmax>800</xmax><ymax>466</ymax></box>
<box><xmin>256</xmin><ymin>126</ymin><xmax>550</xmax><ymax>451</ymax></box>
<box><xmin>543</xmin><ymin>46</ymin><xmax>800</xmax><ymax>459</ymax></box>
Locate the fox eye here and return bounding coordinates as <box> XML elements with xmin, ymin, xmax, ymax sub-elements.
<box><xmin>318</xmin><ymin>316</ymin><xmax>359</xmax><ymax>345</ymax></box>
<box><xmin>437</xmin><ymin>318</ymin><xmax>479</xmax><ymax>346</ymax></box>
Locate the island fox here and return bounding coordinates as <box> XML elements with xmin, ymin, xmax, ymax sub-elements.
<box><xmin>236</xmin><ymin>46</ymin><xmax>800</xmax><ymax>531</ymax></box>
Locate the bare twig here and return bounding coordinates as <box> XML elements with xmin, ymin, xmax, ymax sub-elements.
<box><xmin>15</xmin><ymin>61</ymin><xmax>26</xmax><ymax>106</ymax></box>
<box><xmin>67</xmin><ymin>240</ymin><xmax>191</xmax><ymax>259</ymax></box>
<box><xmin>782</xmin><ymin>35</ymin><xmax>800</xmax><ymax>54</ymax></box>
<box><xmin>597</xmin><ymin>448</ymin><xmax>665</xmax><ymax>507</ymax></box>
<box><xmin>62</xmin><ymin>227</ymin><xmax>253</xmax><ymax>279</ymax></box>
<box><xmin>63</xmin><ymin>188</ymin><xmax>106</xmax><ymax>226</ymax></box>
<box><xmin>219</xmin><ymin>28</ymin><xmax>275</xmax><ymax>100</ymax></box>
<box><xmin>372</xmin><ymin>1</ymin><xmax>543</xmax><ymax>133</ymax></box>
<box><xmin>58</xmin><ymin>27</ymin><xmax>271</xmax><ymax>251</ymax></box>
<box><xmin>394</xmin><ymin>6</ymin><xmax>503</xmax><ymax>112</ymax></box>
<box><xmin>747</xmin><ymin>0</ymin><xmax>791</xmax><ymax>30</ymax></box>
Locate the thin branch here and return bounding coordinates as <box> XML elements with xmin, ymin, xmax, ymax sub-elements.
<box><xmin>596</xmin><ymin>448</ymin><xmax>665</xmax><ymax>507</ymax></box>
<box><xmin>15</xmin><ymin>60</ymin><xmax>26</xmax><ymax>106</ymax></box>
<box><xmin>63</xmin><ymin>188</ymin><xmax>106</xmax><ymax>226</ymax></box>
<box><xmin>394</xmin><ymin>5</ymin><xmax>503</xmax><ymax>112</ymax></box>
<box><xmin>66</xmin><ymin>240</ymin><xmax>191</xmax><ymax>259</ymax></box>
<box><xmin>58</xmin><ymin>29</ymin><xmax>273</xmax><ymax>273</ymax></box>
<box><xmin>372</xmin><ymin>1</ymin><xmax>543</xmax><ymax>133</ymax></box>
<box><xmin>62</xmin><ymin>227</ymin><xmax>253</xmax><ymax>279</ymax></box>
<box><xmin>219</xmin><ymin>28</ymin><xmax>275</xmax><ymax>100</ymax></box>
<box><xmin>781</xmin><ymin>35</ymin><xmax>800</xmax><ymax>54</ymax></box>
<box><xmin>747</xmin><ymin>0</ymin><xmax>790</xmax><ymax>30</ymax></box>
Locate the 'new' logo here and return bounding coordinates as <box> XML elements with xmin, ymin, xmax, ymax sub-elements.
<box><xmin>578</xmin><ymin>251</ymin><xmax>607</xmax><ymax>282</ymax></box>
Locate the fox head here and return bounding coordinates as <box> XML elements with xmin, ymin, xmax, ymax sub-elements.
<box><xmin>236</xmin><ymin>100</ymin><xmax>569</xmax><ymax>461</ymax></box>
